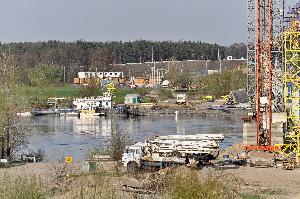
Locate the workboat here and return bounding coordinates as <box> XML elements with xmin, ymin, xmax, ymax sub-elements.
<box><xmin>31</xmin><ymin>109</ymin><xmax>55</xmax><ymax>116</ymax></box>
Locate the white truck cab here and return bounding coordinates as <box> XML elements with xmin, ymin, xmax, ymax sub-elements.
<box><xmin>121</xmin><ymin>142</ymin><xmax>144</xmax><ymax>167</ymax></box>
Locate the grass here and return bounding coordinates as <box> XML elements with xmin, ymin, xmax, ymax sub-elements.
<box><xmin>113</xmin><ymin>88</ymin><xmax>133</xmax><ymax>104</ymax></box>
<box><xmin>51</xmin><ymin>84</ymin><xmax>151</xmax><ymax>104</ymax></box>
<box><xmin>52</xmin><ymin>85</ymin><xmax>81</xmax><ymax>98</ymax></box>
<box><xmin>0</xmin><ymin>173</ymin><xmax>46</xmax><ymax>199</ymax></box>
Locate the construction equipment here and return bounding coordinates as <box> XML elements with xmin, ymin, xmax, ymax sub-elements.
<box><xmin>246</xmin><ymin>0</ymin><xmax>300</xmax><ymax>163</ymax></box>
<box><xmin>246</xmin><ymin>0</ymin><xmax>283</xmax><ymax>145</ymax></box>
<box><xmin>122</xmin><ymin>134</ymin><xmax>224</xmax><ymax>173</ymax></box>
<box><xmin>203</xmin><ymin>96</ymin><xmax>215</xmax><ymax>102</ymax></box>
<box><xmin>220</xmin><ymin>95</ymin><xmax>229</xmax><ymax>102</ymax></box>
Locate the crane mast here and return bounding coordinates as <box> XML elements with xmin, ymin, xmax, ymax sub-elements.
<box><xmin>247</xmin><ymin>0</ymin><xmax>300</xmax><ymax>160</ymax></box>
<box><xmin>247</xmin><ymin>0</ymin><xmax>284</xmax><ymax>146</ymax></box>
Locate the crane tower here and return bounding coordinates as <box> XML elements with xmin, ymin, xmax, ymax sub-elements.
<box><xmin>247</xmin><ymin>0</ymin><xmax>284</xmax><ymax>146</ymax></box>
<box><xmin>247</xmin><ymin>0</ymin><xmax>300</xmax><ymax>159</ymax></box>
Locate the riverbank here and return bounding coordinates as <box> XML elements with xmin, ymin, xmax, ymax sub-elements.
<box><xmin>140</xmin><ymin>108</ymin><xmax>248</xmax><ymax>117</ymax></box>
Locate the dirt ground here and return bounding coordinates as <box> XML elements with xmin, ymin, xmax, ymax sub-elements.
<box><xmin>226</xmin><ymin>167</ymin><xmax>300</xmax><ymax>199</ymax></box>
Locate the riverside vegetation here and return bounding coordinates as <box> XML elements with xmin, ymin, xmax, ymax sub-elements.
<box><xmin>0</xmin><ymin>50</ymin><xmax>249</xmax><ymax>199</ymax></box>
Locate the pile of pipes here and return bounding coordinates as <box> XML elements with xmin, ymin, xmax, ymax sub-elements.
<box><xmin>144</xmin><ymin>134</ymin><xmax>224</xmax><ymax>159</ymax></box>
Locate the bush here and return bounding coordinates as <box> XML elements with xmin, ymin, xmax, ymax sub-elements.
<box><xmin>159</xmin><ymin>168</ymin><xmax>240</xmax><ymax>199</ymax></box>
<box><xmin>87</xmin><ymin>124</ymin><xmax>131</xmax><ymax>163</ymax></box>
<box><xmin>158</xmin><ymin>89</ymin><xmax>173</xmax><ymax>100</ymax></box>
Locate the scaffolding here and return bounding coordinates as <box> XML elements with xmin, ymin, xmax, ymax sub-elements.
<box><xmin>278</xmin><ymin>3</ymin><xmax>300</xmax><ymax>157</ymax></box>
<box><xmin>247</xmin><ymin>0</ymin><xmax>284</xmax><ymax>113</ymax></box>
<box><xmin>275</xmin><ymin>31</ymin><xmax>300</xmax><ymax>158</ymax></box>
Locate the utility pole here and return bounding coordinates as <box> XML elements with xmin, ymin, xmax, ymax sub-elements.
<box><xmin>64</xmin><ymin>65</ymin><xmax>66</xmax><ymax>83</ymax></box>
<box><xmin>151</xmin><ymin>47</ymin><xmax>157</xmax><ymax>85</ymax></box>
<box><xmin>205</xmin><ymin>59</ymin><xmax>208</xmax><ymax>74</ymax></box>
<box><xmin>218</xmin><ymin>49</ymin><xmax>222</xmax><ymax>73</ymax></box>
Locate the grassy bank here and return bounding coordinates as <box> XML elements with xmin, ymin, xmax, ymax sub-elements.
<box><xmin>51</xmin><ymin>85</ymin><xmax>133</xmax><ymax>103</ymax></box>
<box><xmin>52</xmin><ymin>85</ymin><xmax>81</xmax><ymax>98</ymax></box>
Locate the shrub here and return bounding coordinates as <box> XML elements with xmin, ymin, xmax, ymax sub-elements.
<box><xmin>160</xmin><ymin>168</ymin><xmax>240</xmax><ymax>199</ymax></box>
<box><xmin>158</xmin><ymin>89</ymin><xmax>173</xmax><ymax>100</ymax></box>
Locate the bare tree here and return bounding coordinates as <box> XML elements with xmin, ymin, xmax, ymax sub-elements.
<box><xmin>109</xmin><ymin>124</ymin><xmax>131</xmax><ymax>163</ymax></box>
<box><xmin>165</xmin><ymin>61</ymin><xmax>193</xmax><ymax>89</ymax></box>
<box><xmin>0</xmin><ymin>53</ymin><xmax>32</xmax><ymax>159</ymax></box>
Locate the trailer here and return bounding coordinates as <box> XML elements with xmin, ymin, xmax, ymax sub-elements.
<box><xmin>122</xmin><ymin>134</ymin><xmax>224</xmax><ymax>173</ymax></box>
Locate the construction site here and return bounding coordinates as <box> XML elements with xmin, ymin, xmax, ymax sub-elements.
<box><xmin>118</xmin><ymin>0</ymin><xmax>300</xmax><ymax>197</ymax></box>
<box><xmin>4</xmin><ymin>1</ymin><xmax>300</xmax><ymax>199</ymax></box>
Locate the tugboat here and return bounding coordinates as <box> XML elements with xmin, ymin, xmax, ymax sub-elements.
<box><xmin>73</xmin><ymin>92</ymin><xmax>112</xmax><ymax>117</ymax></box>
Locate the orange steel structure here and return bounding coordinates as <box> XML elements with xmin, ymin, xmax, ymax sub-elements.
<box><xmin>247</xmin><ymin>0</ymin><xmax>284</xmax><ymax>147</ymax></box>
<box><xmin>255</xmin><ymin>0</ymin><xmax>274</xmax><ymax>146</ymax></box>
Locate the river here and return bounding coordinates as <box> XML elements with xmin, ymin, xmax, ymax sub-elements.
<box><xmin>26</xmin><ymin>115</ymin><xmax>243</xmax><ymax>161</ymax></box>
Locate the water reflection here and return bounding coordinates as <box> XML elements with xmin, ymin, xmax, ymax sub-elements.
<box><xmin>29</xmin><ymin>115</ymin><xmax>243</xmax><ymax>161</ymax></box>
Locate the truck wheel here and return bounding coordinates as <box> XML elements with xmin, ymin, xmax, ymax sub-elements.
<box><xmin>127</xmin><ymin>161</ymin><xmax>139</xmax><ymax>175</ymax></box>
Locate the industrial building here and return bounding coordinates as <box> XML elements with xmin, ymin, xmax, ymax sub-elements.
<box><xmin>73</xmin><ymin>72</ymin><xmax>124</xmax><ymax>85</ymax></box>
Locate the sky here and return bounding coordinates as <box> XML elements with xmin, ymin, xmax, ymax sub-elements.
<box><xmin>0</xmin><ymin>0</ymin><xmax>298</xmax><ymax>46</ymax></box>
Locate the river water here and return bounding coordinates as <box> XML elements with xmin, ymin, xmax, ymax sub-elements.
<box><xmin>27</xmin><ymin>115</ymin><xmax>243</xmax><ymax>161</ymax></box>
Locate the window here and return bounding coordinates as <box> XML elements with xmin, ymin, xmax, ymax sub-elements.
<box><xmin>110</xmin><ymin>73</ymin><xmax>112</xmax><ymax>75</ymax></box>
<box><xmin>115</xmin><ymin>72</ymin><xmax>118</xmax><ymax>75</ymax></box>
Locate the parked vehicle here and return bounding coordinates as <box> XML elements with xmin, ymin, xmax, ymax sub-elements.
<box><xmin>203</xmin><ymin>95</ymin><xmax>215</xmax><ymax>102</ymax></box>
<box><xmin>122</xmin><ymin>134</ymin><xmax>224</xmax><ymax>173</ymax></box>
<box><xmin>176</xmin><ymin>94</ymin><xmax>186</xmax><ymax>105</ymax></box>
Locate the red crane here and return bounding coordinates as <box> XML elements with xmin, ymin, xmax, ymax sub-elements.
<box><xmin>255</xmin><ymin>0</ymin><xmax>274</xmax><ymax>146</ymax></box>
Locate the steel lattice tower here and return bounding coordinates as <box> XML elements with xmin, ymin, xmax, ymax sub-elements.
<box><xmin>247</xmin><ymin>0</ymin><xmax>284</xmax><ymax>145</ymax></box>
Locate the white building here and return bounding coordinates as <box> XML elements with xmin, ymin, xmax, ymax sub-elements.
<box><xmin>78</xmin><ymin>72</ymin><xmax>124</xmax><ymax>79</ymax></box>
<box><xmin>73</xmin><ymin>93</ymin><xmax>112</xmax><ymax>110</ymax></box>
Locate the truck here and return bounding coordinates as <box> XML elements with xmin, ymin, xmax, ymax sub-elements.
<box><xmin>121</xmin><ymin>134</ymin><xmax>224</xmax><ymax>173</ymax></box>
<box><xmin>176</xmin><ymin>94</ymin><xmax>186</xmax><ymax>105</ymax></box>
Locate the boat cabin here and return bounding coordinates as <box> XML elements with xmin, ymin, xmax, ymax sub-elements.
<box><xmin>73</xmin><ymin>93</ymin><xmax>112</xmax><ymax>110</ymax></box>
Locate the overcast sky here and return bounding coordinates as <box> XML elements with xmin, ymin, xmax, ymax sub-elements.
<box><xmin>0</xmin><ymin>0</ymin><xmax>297</xmax><ymax>46</ymax></box>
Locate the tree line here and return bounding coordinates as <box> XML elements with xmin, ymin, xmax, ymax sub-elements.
<box><xmin>0</xmin><ymin>40</ymin><xmax>246</xmax><ymax>82</ymax></box>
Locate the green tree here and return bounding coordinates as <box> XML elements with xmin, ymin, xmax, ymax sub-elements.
<box><xmin>196</xmin><ymin>69</ymin><xmax>246</xmax><ymax>98</ymax></box>
<box><xmin>79</xmin><ymin>78</ymin><xmax>101</xmax><ymax>97</ymax></box>
<box><xmin>28</xmin><ymin>63</ymin><xmax>63</xmax><ymax>87</ymax></box>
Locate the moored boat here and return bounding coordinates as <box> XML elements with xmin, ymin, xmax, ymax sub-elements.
<box><xmin>31</xmin><ymin>109</ymin><xmax>55</xmax><ymax>116</ymax></box>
